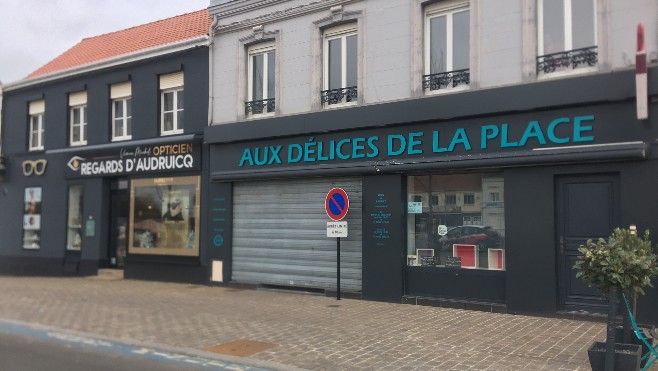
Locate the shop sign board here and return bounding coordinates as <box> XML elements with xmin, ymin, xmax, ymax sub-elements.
<box><xmin>327</xmin><ymin>221</ymin><xmax>348</xmax><ymax>237</ymax></box>
<box><xmin>235</xmin><ymin>114</ymin><xmax>596</xmax><ymax>169</ymax></box>
<box><xmin>325</xmin><ymin>188</ymin><xmax>349</xmax><ymax>221</ymax></box>
<box><xmin>64</xmin><ymin>138</ymin><xmax>200</xmax><ymax>178</ymax></box>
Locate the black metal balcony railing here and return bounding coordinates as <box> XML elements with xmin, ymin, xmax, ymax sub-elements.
<box><xmin>536</xmin><ymin>46</ymin><xmax>598</xmax><ymax>75</ymax></box>
<box><xmin>321</xmin><ymin>86</ymin><xmax>358</xmax><ymax>106</ymax></box>
<box><xmin>245</xmin><ymin>98</ymin><xmax>275</xmax><ymax>116</ymax></box>
<box><xmin>422</xmin><ymin>69</ymin><xmax>470</xmax><ymax>91</ymax></box>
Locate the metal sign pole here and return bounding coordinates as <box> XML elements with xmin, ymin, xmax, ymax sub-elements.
<box><xmin>337</xmin><ymin>236</ymin><xmax>341</xmax><ymax>300</ymax></box>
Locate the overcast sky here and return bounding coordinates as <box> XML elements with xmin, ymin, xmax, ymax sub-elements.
<box><xmin>0</xmin><ymin>0</ymin><xmax>209</xmax><ymax>84</ymax></box>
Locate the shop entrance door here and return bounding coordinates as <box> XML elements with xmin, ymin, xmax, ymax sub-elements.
<box><xmin>556</xmin><ymin>174</ymin><xmax>620</xmax><ymax>312</ymax></box>
<box><xmin>109</xmin><ymin>189</ymin><xmax>129</xmax><ymax>268</ymax></box>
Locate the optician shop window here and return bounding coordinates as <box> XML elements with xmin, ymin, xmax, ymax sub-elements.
<box><xmin>407</xmin><ymin>173</ymin><xmax>505</xmax><ymax>270</ymax></box>
<box><xmin>129</xmin><ymin>176</ymin><xmax>199</xmax><ymax>257</ymax></box>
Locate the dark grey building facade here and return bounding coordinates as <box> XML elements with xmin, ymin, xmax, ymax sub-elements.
<box><xmin>0</xmin><ymin>21</ymin><xmax>210</xmax><ymax>283</ymax></box>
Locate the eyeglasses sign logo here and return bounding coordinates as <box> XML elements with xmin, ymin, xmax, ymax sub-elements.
<box><xmin>67</xmin><ymin>156</ymin><xmax>85</xmax><ymax>172</ymax></box>
<box><xmin>22</xmin><ymin>159</ymin><xmax>48</xmax><ymax>176</ymax></box>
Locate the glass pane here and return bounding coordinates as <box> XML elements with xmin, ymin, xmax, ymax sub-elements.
<box><xmin>177</xmin><ymin>110</ymin><xmax>184</xmax><ymax>131</ymax></box>
<box><xmin>72</xmin><ymin>108</ymin><xmax>80</xmax><ymax>125</ymax></box>
<box><xmin>346</xmin><ymin>34</ymin><xmax>358</xmax><ymax>87</ymax></box>
<box><xmin>177</xmin><ymin>90</ymin><xmax>184</xmax><ymax>110</ymax></box>
<box><xmin>66</xmin><ymin>185</ymin><xmax>83</xmax><ymax>251</ymax></box>
<box><xmin>164</xmin><ymin>112</ymin><xmax>174</xmax><ymax>132</ymax></box>
<box><xmin>430</xmin><ymin>15</ymin><xmax>448</xmax><ymax>73</ymax></box>
<box><xmin>114</xmin><ymin>119</ymin><xmax>123</xmax><ymax>137</ymax></box>
<box><xmin>72</xmin><ymin>125</ymin><xmax>80</xmax><ymax>142</ymax></box>
<box><xmin>542</xmin><ymin>0</ymin><xmax>565</xmax><ymax>54</ymax></box>
<box><xmin>252</xmin><ymin>54</ymin><xmax>264</xmax><ymax>101</ymax></box>
<box><xmin>267</xmin><ymin>51</ymin><xmax>275</xmax><ymax>99</ymax></box>
<box><xmin>328</xmin><ymin>38</ymin><xmax>342</xmax><ymax>90</ymax></box>
<box><xmin>452</xmin><ymin>11</ymin><xmax>470</xmax><ymax>71</ymax></box>
<box><xmin>126</xmin><ymin>98</ymin><xmax>132</xmax><ymax>118</ymax></box>
<box><xmin>83</xmin><ymin>107</ymin><xmax>87</xmax><ymax>124</ymax></box>
<box><xmin>22</xmin><ymin>187</ymin><xmax>42</xmax><ymax>249</ymax></box>
<box><xmin>406</xmin><ymin>174</ymin><xmax>505</xmax><ymax>270</ymax></box>
<box><xmin>126</xmin><ymin>117</ymin><xmax>132</xmax><ymax>136</ymax></box>
<box><xmin>572</xmin><ymin>0</ymin><xmax>595</xmax><ymax>49</ymax></box>
<box><xmin>30</xmin><ymin>116</ymin><xmax>39</xmax><ymax>148</ymax></box>
<box><xmin>114</xmin><ymin>100</ymin><xmax>123</xmax><ymax>118</ymax></box>
<box><xmin>131</xmin><ymin>179</ymin><xmax>198</xmax><ymax>252</ymax></box>
<box><xmin>31</xmin><ymin>130</ymin><xmax>38</xmax><ymax>149</ymax></box>
<box><xmin>163</xmin><ymin>92</ymin><xmax>173</xmax><ymax>111</ymax></box>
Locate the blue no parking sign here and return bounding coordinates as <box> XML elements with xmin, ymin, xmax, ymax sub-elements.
<box><xmin>325</xmin><ymin>188</ymin><xmax>349</xmax><ymax>221</ymax></box>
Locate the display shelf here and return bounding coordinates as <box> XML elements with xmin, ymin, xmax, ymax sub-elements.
<box><xmin>453</xmin><ymin>244</ymin><xmax>478</xmax><ymax>269</ymax></box>
<box><xmin>488</xmin><ymin>248</ymin><xmax>505</xmax><ymax>270</ymax></box>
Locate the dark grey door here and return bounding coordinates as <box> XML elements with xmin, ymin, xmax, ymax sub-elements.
<box><xmin>556</xmin><ymin>174</ymin><xmax>620</xmax><ymax>312</ymax></box>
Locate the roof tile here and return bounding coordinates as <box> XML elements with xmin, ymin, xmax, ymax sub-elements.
<box><xmin>27</xmin><ymin>9</ymin><xmax>211</xmax><ymax>79</ymax></box>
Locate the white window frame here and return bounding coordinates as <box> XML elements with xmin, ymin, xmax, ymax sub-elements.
<box><xmin>69</xmin><ymin>105</ymin><xmax>87</xmax><ymax>146</ymax></box>
<box><xmin>112</xmin><ymin>97</ymin><xmax>132</xmax><ymax>141</ymax></box>
<box><xmin>28</xmin><ymin>100</ymin><xmax>45</xmax><ymax>151</ymax></box>
<box><xmin>424</xmin><ymin>1</ymin><xmax>470</xmax><ymax>93</ymax></box>
<box><xmin>247</xmin><ymin>42</ymin><xmax>276</xmax><ymax>117</ymax></box>
<box><xmin>29</xmin><ymin>113</ymin><xmax>44</xmax><ymax>151</ymax></box>
<box><xmin>160</xmin><ymin>72</ymin><xmax>184</xmax><ymax>136</ymax></box>
<box><xmin>537</xmin><ymin>0</ymin><xmax>597</xmax><ymax>77</ymax></box>
<box><xmin>160</xmin><ymin>88</ymin><xmax>183</xmax><ymax>135</ymax></box>
<box><xmin>322</xmin><ymin>23</ymin><xmax>358</xmax><ymax>107</ymax></box>
<box><xmin>111</xmin><ymin>82</ymin><xmax>132</xmax><ymax>141</ymax></box>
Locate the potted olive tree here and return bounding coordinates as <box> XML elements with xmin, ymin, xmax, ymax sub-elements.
<box><xmin>574</xmin><ymin>227</ymin><xmax>658</xmax><ymax>371</ymax></box>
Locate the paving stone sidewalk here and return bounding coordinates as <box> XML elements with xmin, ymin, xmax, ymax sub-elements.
<box><xmin>0</xmin><ymin>276</ymin><xmax>607</xmax><ymax>370</ymax></box>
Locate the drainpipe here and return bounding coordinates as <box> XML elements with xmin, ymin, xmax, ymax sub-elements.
<box><xmin>208</xmin><ymin>15</ymin><xmax>220</xmax><ymax>127</ymax></box>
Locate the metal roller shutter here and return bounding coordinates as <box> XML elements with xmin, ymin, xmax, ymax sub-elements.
<box><xmin>233</xmin><ymin>177</ymin><xmax>362</xmax><ymax>291</ymax></box>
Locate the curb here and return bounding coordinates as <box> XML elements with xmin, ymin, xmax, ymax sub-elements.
<box><xmin>0</xmin><ymin>318</ymin><xmax>308</xmax><ymax>371</ymax></box>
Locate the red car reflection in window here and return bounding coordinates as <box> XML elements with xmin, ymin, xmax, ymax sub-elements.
<box><xmin>437</xmin><ymin>225</ymin><xmax>504</xmax><ymax>251</ymax></box>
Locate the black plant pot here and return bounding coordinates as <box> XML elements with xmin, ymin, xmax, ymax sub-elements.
<box><xmin>588</xmin><ymin>341</ymin><xmax>641</xmax><ymax>371</ymax></box>
<box><xmin>615</xmin><ymin>326</ymin><xmax>655</xmax><ymax>368</ymax></box>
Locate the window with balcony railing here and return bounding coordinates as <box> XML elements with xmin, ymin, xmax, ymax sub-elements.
<box><xmin>246</xmin><ymin>42</ymin><xmax>276</xmax><ymax>117</ymax></box>
<box><xmin>321</xmin><ymin>23</ymin><xmax>358</xmax><ymax>107</ymax></box>
<box><xmin>537</xmin><ymin>0</ymin><xmax>597</xmax><ymax>76</ymax></box>
<box><xmin>423</xmin><ymin>2</ymin><xmax>470</xmax><ymax>92</ymax></box>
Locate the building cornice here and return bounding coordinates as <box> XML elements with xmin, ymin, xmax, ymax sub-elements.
<box><xmin>209</xmin><ymin>0</ymin><xmax>291</xmax><ymax>18</ymax></box>
<box><xmin>4</xmin><ymin>36</ymin><xmax>208</xmax><ymax>92</ymax></box>
<box><xmin>212</xmin><ymin>0</ymin><xmax>360</xmax><ymax>34</ymax></box>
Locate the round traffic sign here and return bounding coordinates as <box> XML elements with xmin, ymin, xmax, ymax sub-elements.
<box><xmin>325</xmin><ymin>188</ymin><xmax>349</xmax><ymax>221</ymax></box>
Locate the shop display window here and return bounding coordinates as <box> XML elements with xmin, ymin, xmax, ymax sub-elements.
<box><xmin>129</xmin><ymin>176</ymin><xmax>199</xmax><ymax>256</ymax></box>
<box><xmin>407</xmin><ymin>173</ymin><xmax>505</xmax><ymax>270</ymax></box>
<box><xmin>22</xmin><ymin>187</ymin><xmax>42</xmax><ymax>249</ymax></box>
<box><xmin>66</xmin><ymin>185</ymin><xmax>83</xmax><ymax>251</ymax></box>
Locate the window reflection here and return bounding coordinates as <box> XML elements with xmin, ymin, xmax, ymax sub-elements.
<box><xmin>129</xmin><ymin>176</ymin><xmax>200</xmax><ymax>256</ymax></box>
<box><xmin>407</xmin><ymin>173</ymin><xmax>505</xmax><ymax>270</ymax></box>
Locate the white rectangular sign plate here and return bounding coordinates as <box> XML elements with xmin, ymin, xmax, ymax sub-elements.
<box><xmin>327</xmin><ymin>221</ymin><xmax>348</xmax><ymax>237</ymax></box>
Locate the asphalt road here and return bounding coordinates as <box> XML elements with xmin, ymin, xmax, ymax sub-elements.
<box><xmin>0</xmin><ymin>329</ymin><xmax>264</xmax><ymax>371</ymax></box>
